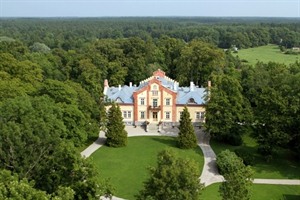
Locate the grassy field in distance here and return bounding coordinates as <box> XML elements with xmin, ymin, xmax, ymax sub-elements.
<box><xmin>237</xmin><ymin>44</ymin><xmax>299</xmax><ymax>66</ymax></box>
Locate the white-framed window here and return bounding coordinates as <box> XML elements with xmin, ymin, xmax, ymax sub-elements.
<box><xmin>128</xmin><ymin>111</ymin><xmax>132</xmax><ymax>118</ymax></box>
<box><xmin>140</xmin><ymin>98</ymin><xmax>145</xmax><ymax>105</ymax></box>
<box><xmin>153</xmin><ymin>99</ymin><xmax>158</xmax><ymax>107</ymax></box>
<box><xmin>165</xmin><ymin>98</ymin><xmax>170</xmax><ymax>106</ymax></box>
<box><xmin>123</xmin><ymin>111</ymin><xmax>132</xmax><ymax>119</ymax></box>
<box><xmin>152</xmin><ymin>91</ymin><xmax>158</xmax><ymax>96</ymax></box>
<box><xmin>140</xmin><ymin>111</ymin><xmax>145</xmax><ymax>119</ymax></box>
<box><xmin>196</xmin><ymin>112</ymin><xmax>205</xmax><ymax>120</ymax></box>
<box><xmin>200</xmin><ymin>112</ymin><xmax>205</xmax><ymax>119</ymax></box>
<box><xmin>196</xmin><ymin>112</ymin><xmax>200</xmax><ymax>119</ymax></box>
<box><xmin>165</xmin><ymin>111</ymin><xmax>170</xmax><ymax>119</ymax></box>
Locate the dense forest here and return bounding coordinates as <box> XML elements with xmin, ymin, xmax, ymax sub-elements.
<box><xmin>0</xmin><ymin>17</ymin><xmax>299</xmax><ymax>199</ymax></box>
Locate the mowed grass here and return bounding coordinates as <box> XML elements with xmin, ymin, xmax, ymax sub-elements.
<box><xmin>202</xmin><ymin>183</ymin><xmax>300</xmax><ymax>200</ymax></box>
<box><xmin>237</xmin><ymin>44</ymin><xmax>299</xmax><ymax>65</ymax></box>
<box><xmin>90</xmin><ymin>136</ymin><xmax>204</xmax><ymax>199</ymax></box>
<box><xmin>211</xmin><ymin>134</ymin><xmax>300</xmax><ymax>179</ymax></box>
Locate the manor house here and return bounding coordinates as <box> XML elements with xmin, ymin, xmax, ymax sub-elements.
<box><xmin>104</xmin><ymin>69</ymin><xmax>208</xmax><ymax>126</ymax></box>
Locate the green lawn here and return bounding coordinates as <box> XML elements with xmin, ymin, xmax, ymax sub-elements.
<box><xmin>211</xmin><ymin>134</ymin><xmax>300</xmax><ymax>179</ymax></box>
<box><xmin>237</xmin><ymin>44</ymin><xmax>299</xmax><ymax>65</ymax></box>
<box><xmin>202</xmin><ymin>183</ymin><xmax>300</xmax><ymax>200</ymax></box>
<box><xmin>90</xmin><ymin>136</ymin><xmax>204</xmax><ymax>199</ymax></box>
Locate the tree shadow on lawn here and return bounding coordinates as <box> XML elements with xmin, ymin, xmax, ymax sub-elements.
<box><xmin>212</xmin><ymin>139</ymin><xmax>300</xmax><ymax>179</ymax></box>
<box><xmin>253</xmin><ymin>148</ymin><xmax>300</xmax><ymax>179</ymax></box>
<box><xmin>282</xmin><ymin>194</ymin><xmax>300</xmax><ymax>200</ymax></box>
<box><xmin>224</xmin><ymin>145</ymin><xmax>299</xmax><ymax>179</ymax></box>
<box><xmin>151</xmin><ymin>137</ymin><xmax>203</xmax><ymax>157</ymax></box>
<box><xmin>151</xmin><ymin>137</ymin><xmax>177</xmax><ymax>147</ymax></box>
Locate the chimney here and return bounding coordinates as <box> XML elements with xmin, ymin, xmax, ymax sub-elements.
<box><xmin>190</xmin><ymin>81</ymin><xmax>194</xmax><ymax>92</ymax></box>
<box><xmin>118</xmin><ymin>85</ymin><xmax>121</xmax><ymax>91</ymax></box>
<box><xmin>129</xmin><ymin>82</ymin><xmax>132</xmax><ymax>87</ymax></box>
<box><xmin>208</xmin><ymin>80</ymin><xmax>211</xmax><ymax>88</ymax></box>
<box><xmin>104</xmin><ymin>79</ymin><xmax>109</xmax><ymax>87</ymax></box>
<box><xmin>207</xmin><ymin>81</ymin><xmax>212</xmax><ymax>101</ymax></box>
<box><xmin>103</xmin><ymin>79</ymin><xmax>109</xmax><ymax>95</ymax></box>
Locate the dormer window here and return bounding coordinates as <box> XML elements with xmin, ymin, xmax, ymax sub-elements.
<box><xmin>188</xmin><ymin>98</ymin><xmax>196</xmax><ymax>104</ymax></box>
<box><xmin>116</xmin><ymin>97</ymin><xmax>123</xmax><ymax>103</ymax></box>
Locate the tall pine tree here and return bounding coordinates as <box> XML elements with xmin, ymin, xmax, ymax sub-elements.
<box><xmin>177</xmin><ymin>106</ymin><xmax>198</xmax><ymax>149</ymax></box>
<box><xmin>105</xmin><ymin>103</ymin><xmax>128</xmax><ymax>147</ymax></box>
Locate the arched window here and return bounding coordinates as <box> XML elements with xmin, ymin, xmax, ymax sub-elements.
<box><xmin>153</xmin><ymin>85</ymin><xmax>158</xmax><ymax>90</ymax></box>
<box><xmin>188</xmin><ymin>98</ymin><xmax>196</xmax><ymax>104</ymax></box>
<box><xmin>116</xmin><ymin>97</ymin><xmax>123</xmax><ymax>103</ymax></box>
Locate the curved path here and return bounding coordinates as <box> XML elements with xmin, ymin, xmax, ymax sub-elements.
<box><xmin>81</xmin><ymin>126</ymin><xmax>300</xmax><ymax>200</ymax></box>
<box><xmin>196</xmin><ymin>128</ymin><xmax>224</xmax><ymax>186</ymax></box>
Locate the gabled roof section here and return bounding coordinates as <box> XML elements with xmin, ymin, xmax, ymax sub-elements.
<box><xmin>177</xmin><ymin>87</ymin><xmax>206</xmax><ymax>105</ymax></box>
<box><xmin>137</xmin><ymin>69</ymin><xmax>179</xmax><ymax>92</ymax></box>
<box><xmin>106</xmin><ymin>85</ymin><xmax>137</xmax><ymax>104</ymax></box>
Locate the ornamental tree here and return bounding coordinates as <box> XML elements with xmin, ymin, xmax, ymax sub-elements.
<box><xmin>105</xmin><ymin>103</ymin><xmax>128</xmax><ymax>147</ymax></box>
<box><xmin>177</xmin><ymin>106</ymin><xmax>198</xmax><ymax>149</ymax></box>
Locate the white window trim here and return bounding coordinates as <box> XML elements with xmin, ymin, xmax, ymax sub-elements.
<box><xmin>140</xmin><ymin>111</ymin><xmax>145</xmax><ymax>119</ymax></box>
<box><xmin>165</xmin><ymin>111</ymin><xmax>170</xmax><ymax>120</ymax></box>
<box><xmin>123</xmin><ymin>111</ymin><xmax>132</xmax><ymax>119</ymax></box>
<box><xmin>140</xmin><ymin>98</ymin><xmax>145</xmax><ymax>105</ymax></box>
<box><xmin>165</xmin><ymin>98</ymin><xmax>171</xmax><ymax>106</ymax></box>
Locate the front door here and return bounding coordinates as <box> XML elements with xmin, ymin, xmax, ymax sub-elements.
<box><xmin>153</xmin><ymin>112</ymin><xmax>158</xmax><ymax>121</ymax></box>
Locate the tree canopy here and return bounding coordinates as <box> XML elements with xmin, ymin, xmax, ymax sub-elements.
<box><xmin>217</xmin><ymin>150</ymin><xmax>253</xmax><ymax>200</ymax></box>
<box><xmin>137</xmin><ymin>149</ymin><xmax>203</xmax><ymax>200</ymax></box>
<box><xmin>205</xmin><ymin>74</ymin><xmax>252</xmax><ymax>145</ymax></box>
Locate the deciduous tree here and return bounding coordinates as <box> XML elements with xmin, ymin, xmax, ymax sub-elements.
<box><xmin>205</xmin><ymin>74</ymin><xmax>252</xmax><ymax>145</ymax></box>
<box><xmin>217</xmin><ymin>150</ymin><xmax>253</xmax><ymax>200</ymax></box>
<box><xmin>137</xmin><ymin>149</ymin><xmax>203</xmax><ymax>200</ymax></box>
<box><xmin>0</xmin><ymin>96</ymin><xmax>112</xmax><ymax>199</ymax></box>
<box><xmin>175</xmin><ymin>40</ymin><xmax>225</xmax><ymax>86</ymax></box>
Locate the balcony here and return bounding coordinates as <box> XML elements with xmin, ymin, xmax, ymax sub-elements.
<box><xmin>148</xmin><ymin>105</ymin><xmax>161</xmax><ymax>110</ymax></box>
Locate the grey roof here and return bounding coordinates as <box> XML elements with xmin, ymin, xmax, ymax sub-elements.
<box><xmin>176</xmin><ymin>87</ymin><xmax>206</xmax><ymax>105</ymax></box>
<box><xmin>105</xmin><ymin>77</ymin><xmax>206</xmax><ymax>105</ymax></box>
<box><xmin>156</xmin><ymin>76</ymin><xmax>177</xmax><ymax>91</ymax></box>
<box><xmin>106</xmin><ymin>85</ymin><xmax>137</xmax><ymax>104</ymax></box>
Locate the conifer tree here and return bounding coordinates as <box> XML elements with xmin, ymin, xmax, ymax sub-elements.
<box><xmin>105</xmin><ymin>103</ymin><xmax>128</xmax><ymax>147</ymax></box>
<box><xmin>177</xmin><ymin>106</ymin><xmax>198</xmax><ymax>149</ymax></box>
